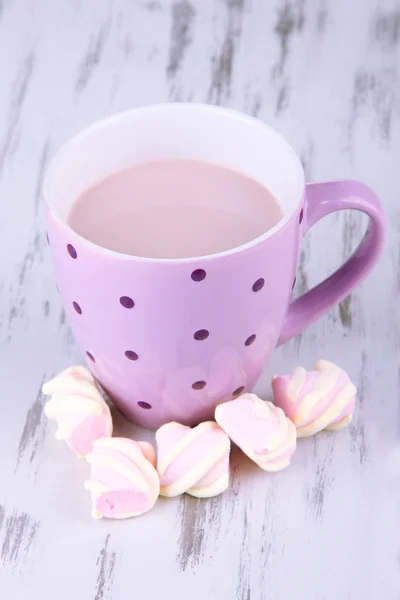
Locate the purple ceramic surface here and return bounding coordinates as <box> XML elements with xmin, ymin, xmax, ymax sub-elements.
<box><xmin>44</xmin><ymin>104</ymin><xmax>385</xmax><ymax>429</ymax></box>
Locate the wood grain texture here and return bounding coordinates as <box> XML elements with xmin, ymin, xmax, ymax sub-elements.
<box><xmin>0</xmin><ymin>0</ymin><xmax>399</xmax><ymax>598</ymax></box>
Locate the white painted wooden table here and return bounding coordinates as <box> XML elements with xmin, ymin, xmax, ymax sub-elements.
<box><xmin>0</xmin><ymin>1</ymin><xmax>399</xmax><ymax>598</ymax></box>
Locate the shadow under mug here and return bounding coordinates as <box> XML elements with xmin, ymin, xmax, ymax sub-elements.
<box><xmin>44</xmin><ymin>103</ymin><xmax>386</xmax><ymax>430</ymax></box>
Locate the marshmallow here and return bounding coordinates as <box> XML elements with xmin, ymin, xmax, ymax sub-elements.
<box><xmin>43</xmin><ymin>366</ymin><xmax>112</xmax><ymax>457</ymax></box>
<box><xmin>272</xmin><ymin>360</ymin><xmax>356</xmax><ymax>437</ymax></box>
<box><xmin>85</xmin><ymin>437</ymin><xmax>160</xmax><ymax>519</ymax></box>
<box><xmin>215</xmin><ymin>394</ymin><xmax>296</xmax><ymax>471</ymax></box>
<box><xmin>156</xmin><ymin>421</ymin><xmax>231</xmax><ymax>498</ymax></box>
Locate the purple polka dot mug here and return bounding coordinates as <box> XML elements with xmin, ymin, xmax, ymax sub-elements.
<box><xmin>44</xmin><ymin>104</ymin><xmax>385</xmax><ymax>429</ymax></box>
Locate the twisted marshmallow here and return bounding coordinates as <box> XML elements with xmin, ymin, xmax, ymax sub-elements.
<box><xmin>156</xmin><ymin>421</ymin><xmax>231</xmax><ymax>498</ymax></box>
<box><xmin>272</xmin><ymin>360</ymin><xmax>356</xmax><ymax>437</ymax></box>
<box><xmin>215</xmin><ymin>394</ymin><xmax>296</xmax><ymax>471</ymax></box>
<box><xmin>85</xmin><ymin>437</ymin><xmax>160</xmax><ymax>519</ymax></box>
<box><xmin>43</xmin><ymin>366</ymin><xmax>112</xmax><ymax>457</ymax></box>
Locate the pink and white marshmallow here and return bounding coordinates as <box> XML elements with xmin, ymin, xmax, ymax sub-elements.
<box><xmin>215</xmin><ymin>394</ymin><xmax>296</xmax><ymax>472</ymax></box>
<box><xmin>156</xmin><ymin>421</ymin><xmax>231</xmax><ymax>498</ymax></box>
<box><xmin>43</xmin><ymin>366</ymin><xmax>112</xmax><ymax>457</ymax></box>
<box><xmin>272</xmin><ymin>360</ymin><xmax>356</xmax><ymax>437</ymax></box>
<box><xmin>85</xmin><ymin>437</ymin><xmax>160</xmax><ymax>519</ymax></box>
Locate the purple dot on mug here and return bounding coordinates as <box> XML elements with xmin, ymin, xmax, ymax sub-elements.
<box><xmin>292</xmin><ymin>276</ymin><xmax>296</xmax><ymax>290</ymax></box>
<box><xmin>138</xmin><ymin>401</ymin><xmax>152</xmax><ymax>410</ymax></box>
<box><xmin>120</xmin><ymin>296</ymin><xmax>135</xmax><ymax>309</ymax></box>
<box><xmin>192</xmin><ymin>380</ymin><xmax>207</xmax><ymax>390</ymax></box>
<box><xmin>67</xmin><ymin>244</ymin><xmax>77</xmax><ymax>259</ymax></box>
<box><xmin>125</xmin><ymin>350</ymin><xmax>139</xmax><ymax>361</ymax></box>
<box><xmin>194</xmin><ymin>329</ymin><xmax>209</xmax><ymax>341</ymax></box>
<box><xmin>86</xmin><ymin>351</ymin><xmax>95</xmax><ymax>362</ymax></box>
<box><xmin>299</xmin><ymin>209</ymin><xmax>304</xmax><ymax>224</ymax></box>
<box><xmin>232</xmin><ymin>386</ymin><xmax>245</xmax><ymax>398</ymax></box>
<box><xmin>191</xmin><ymin>268</ymin><xmax>206</xmax><ymax>282</ymax></box>
<box><xmin>73</xmin><ymin>301</ymin><xmax>82</xmax><ymax>314</ymax></box>
<box><xmin>252</xmin><ymin>278</ymin><xmax>265</xmax><ymax>292</ymax></box>
<box><xmin>245</xmin><ymin>334</ymin><xmax>256</xmax><ymax>346</ymax></box>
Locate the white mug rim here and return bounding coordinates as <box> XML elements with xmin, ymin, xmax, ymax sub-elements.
<box><xmin>44</xmin><ymin>103</ymin><xmax>305</xmax><ymax>263</ymax></box>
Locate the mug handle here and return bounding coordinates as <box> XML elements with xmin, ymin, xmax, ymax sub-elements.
<box><xmin>278</xmin><ymin>180</ymin><xmax>386</xmax><ymax>345</ymax></box>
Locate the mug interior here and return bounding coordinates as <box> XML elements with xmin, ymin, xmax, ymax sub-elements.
<box><xmin>44</xmin><ymin>104</ymin><xmax>305</xmax><ymax>254</ymax></box>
